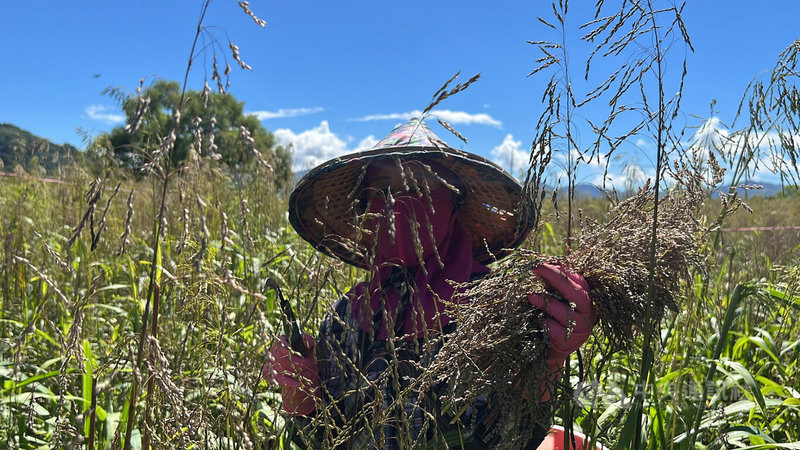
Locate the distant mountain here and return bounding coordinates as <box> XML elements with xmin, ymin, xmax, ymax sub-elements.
<box><xmin>293</xmin><ymin>169</ymin><xmax>309</xmax><ymax>183</ymax></box>
<box><xmin>537</xmin><ymin>183</ymin><xmax>623</xmax><ymax>199</ymax></box>
<box><xmin>711</xmin><ymin>182</ymin><xmax>790</xmax><ymax>198</ymax></box>
<box><xmin>548</xmin><ymin>182</ymin><xmax>792</xmax><ymax>199</ymax></box>
<box><xmin>290</xmin><ymin>170</ymin><xmax>792</xmax><ymax>199</ymax></box>
<box><xmin>0</xmin><ymin>123</ymin><xmax>80</xmax><ymax>174</ymax></box>
<box><xmin>4</xmin><ymin>125</ymin><xmax>794</xmax><ymax>199</ymax></box>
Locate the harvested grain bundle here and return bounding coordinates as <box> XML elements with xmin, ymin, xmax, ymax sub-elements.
<box><xmin>425</xmin><ymin>179</ymin><xmax>708</xmax><ymax>441</ymax></box>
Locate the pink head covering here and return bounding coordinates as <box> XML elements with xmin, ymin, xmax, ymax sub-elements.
<box><xmin>349</xmin><ymin>186</ymin><xmax>489</xmax><ymax>340</ymax></box>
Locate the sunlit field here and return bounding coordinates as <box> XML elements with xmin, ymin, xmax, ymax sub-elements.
<box><xmin>1</xmin><ymin>1</ymin><xmax>799</xmax><ymax>449</ymax></box>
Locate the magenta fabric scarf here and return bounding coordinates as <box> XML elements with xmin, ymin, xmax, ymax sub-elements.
<box><xmin>350</xmin><ymin>189</ymin><xmax>489</xmax><ymax>340</ymax></box>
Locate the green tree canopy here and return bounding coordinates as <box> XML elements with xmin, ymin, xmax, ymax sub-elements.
<box><xmin>106</xmin><ymin>80</ymin><xmax>292</xmax><ymax>190</ymax></box>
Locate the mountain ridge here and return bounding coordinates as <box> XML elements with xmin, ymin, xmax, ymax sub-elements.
<box><xmin>0</xmin><ymin>123</ymin><xmax>80</xmax><ymax>174</ymax></box>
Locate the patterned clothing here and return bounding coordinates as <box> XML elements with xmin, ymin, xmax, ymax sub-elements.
<box><xmin>290</xmin><ymin>294</ymin><xmax>548</xmax><ymax>449</ymax></box>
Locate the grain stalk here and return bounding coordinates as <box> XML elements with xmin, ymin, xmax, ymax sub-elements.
<box><xmin>632</xmin><ymin>4</ymin><xmax>667</xmax><ymax>446</ymax></box>
<box><xmin>120</xmin><ymin>1</ymin><xmax>262</xmax><ymax>447</ymax></box>
<box><xmin>526</xmin><ymin>1</ymin><xmax>692</xmax><ymax>447</ymax></box>
<box><xmin>87</xmin><ymin>376</ymin><xmax>98</xmax><ymax>449</ymax></box>
<box><xmin>141</xmin><ymin>284</ymin><xmax>160</xmax><ymax>450</ymax></box>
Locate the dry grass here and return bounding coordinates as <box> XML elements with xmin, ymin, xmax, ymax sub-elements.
<box><xmin>425</xmin><ymin>166</ymin><xmax>722</xmax><ymax>443</ymax></box>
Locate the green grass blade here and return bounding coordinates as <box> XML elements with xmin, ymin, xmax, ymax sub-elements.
<box><xmin>719</xmin><ymin>360</ymin><xmax>768</xmax><ymax>415</ymax></box>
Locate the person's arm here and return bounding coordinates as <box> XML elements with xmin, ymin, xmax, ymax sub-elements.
<box><xmin>436</xmin><ymin>263</ymin><xmax>596</xmax><ymax>449</ymax></box>
<box><xmin>263</xmin><ymin>294</ymin><xmax>368</xmax><ymax>447</ymax></box>
<box><xmin>528</xmin><ymin>263</ymin><xmax>597</xmax><ymax>400</ymax></box>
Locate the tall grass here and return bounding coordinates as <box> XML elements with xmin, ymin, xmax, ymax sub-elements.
<box><xmin>1</xmin><ymin>161</ymin><xmax>798</xmax><ymax>448</ymax></box>
<box><xmin>524</xmin><ymin>1</ymin><xmax>800</xmax><ymax>449</ymax></box>
<box><xmin>1</xmin><ymin>0</ymin><xmax>799</xmax><ymax>448</ymax></box>
<box><xmin>1</xmin><ymin>159</ymin><xmax>799</xmax><ymax>448</ymax></box>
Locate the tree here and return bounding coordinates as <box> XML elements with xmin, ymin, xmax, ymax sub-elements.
<box><xmin>106</xmin><ymin>80</ymin><xmax>293</xmax><ymax>190</ymax></box>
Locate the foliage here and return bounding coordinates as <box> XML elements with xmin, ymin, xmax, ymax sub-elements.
<box><xmin>101</xmin><ymin>79</ymin><xmax>293</xmax><ymax>191</ymax></box>
<box><xmin>1</xmin><ymin>0</ymin><xmax>799</xmax><ymax>448</ymax></box>
<box><xmin>520</xmin><ymin>1</ymin><xmax>800</xmax><ymax>448</ymax></box>
<box><xmin>0</xmin><ymin>164</ymin><xmax>798</xmax><ymax>448</ymax></box>
<box><xmin>0</xmin><ymin>159</ymin><xmax>338</xmax><ymax>448</ymax></box>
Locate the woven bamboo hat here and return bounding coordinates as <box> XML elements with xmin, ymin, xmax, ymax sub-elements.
<box><xmin>288</xmin><ymin>119</ymin><xmax>532</xmax><ymax>269</ymax></box>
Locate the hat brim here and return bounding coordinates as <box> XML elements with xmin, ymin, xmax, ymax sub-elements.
<box><xmin>288</xmin><ymin>145</ymin><xmax>532</xmax><ymax>269</ymax></box>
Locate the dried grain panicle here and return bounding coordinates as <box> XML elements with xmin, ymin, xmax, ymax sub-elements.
<box><xmin>423</xmin><ymin>181</ymin><xmax>710</xmax><ymax>440</ymax></box>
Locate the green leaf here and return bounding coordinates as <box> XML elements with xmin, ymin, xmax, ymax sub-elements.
<box><xmin>722</xmin><ymin>425</ymin><xmax>776</xmax><ymax>444</ymax></box>
<box><xmin>33</xmin><ymin>328</ymin><xmax>59</xmax><ymax>348</ymax></box>
<box><xmin>155</xmin><ymin>242</ymin><xmax>162</xmax><ymax>285</ymax></box>
<box><xmin>781</xmin><ymin>339</ymin><xmax>800</xmax><ymax>357</ymax></box>
<box><xmin>727</xmin><ymin>444</ymin><xmax>800</xmax><ymax>449</ymax></box>
<box><xmin>83</xmin><ymin>340</ymin><xmax>97</xmax><ymax>374</ymax></box>
<box><xmin>96</xmin><ymin>404</ymin><xmax>107</xmax><ymax>421</ymax></box>
<box><xmin>719</xmin><ymin>360</ymin><xmax>767</xmax><ymax>415</ymax></box>
<box><xmin>782</xmin><ymin>397</ymin><xmax>800</xmax><ymax>407</ymax></box>
<box><xmin>674</xmin><ymin>399</ymin><xmax>785</xmax><ymax>443</ymax></box>
<box><xmin>747</xmin><ymin>336</ymin><xmax>781</xmax><ymax>363</ymax></box>
<box><xmin>129</xmin><ymin>259</ymin><xmax>139</xmax><ymax>301</ymax></box>
<box><xmin>1</xmin><ymin>369</ymin><xmax>75</xmax><ymax>394</ymax></box>
<box><xmin>83</xmin><ymin>302</ymin><xmax>128</xmax><ymax>316</ymax></box>
<box><xmin>1</xmin><ymin>392</ymin><xmax>84</xmax><ymax>405</ymax></box>
<box><xmin>96</xmin><ymin>283</ymin><xmax>132</xmax><ymax>293</ymax></box>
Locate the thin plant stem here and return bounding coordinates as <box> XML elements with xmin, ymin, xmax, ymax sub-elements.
<box><xmin>121</xmin><ymin>3</ymin><xmax>212</xmax><ymax>448</ymax></box>
<box><xmin>88</xmin><ymin>377</ymin><xmax>97</xmax><ymax>450</ymax></box>
<box><xmin>634</xmin><ymin>2</ymin><xmax>666</xmax><ymax>448</ymax></box>
<box><xmin>141</xmin><ymin>284</ymin><xmax>160</xmax><ymax>450</ymax></box>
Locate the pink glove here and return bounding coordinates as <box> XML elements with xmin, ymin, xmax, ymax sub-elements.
<box><xmin>263</xmin><ymin>333</ymin><xmax>320</xmax><ymax>416</ymax></box>
<box><xmin>528</xmin><ymin>263</ymin><xmax>597</xmax><ymax>400</ymax></box>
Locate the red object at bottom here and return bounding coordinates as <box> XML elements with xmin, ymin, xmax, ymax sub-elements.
<box><xmin>537</xmin><ymin>425</ymin><xmax>605</xmax><ymax>450</ymax></box>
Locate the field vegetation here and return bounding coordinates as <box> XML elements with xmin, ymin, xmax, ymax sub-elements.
<box><xmin>0</xmin><ymin>161</ymin><xmax>797</xmax><ymax>449</ymax></box>
<box><xmin>1</xmin><ymin>1</ymin><xmax>800</xmax><ymax>449</ymax></box>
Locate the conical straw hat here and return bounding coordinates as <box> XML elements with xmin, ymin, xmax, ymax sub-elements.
<box><xmin>288</xmin><ymin>119</ymin><xmax>532</xmax><ymax>269</ymax></box>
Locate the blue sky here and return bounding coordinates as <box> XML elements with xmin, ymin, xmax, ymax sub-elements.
<box><xmin>2</xmin><ymin>1</ymin><xmax>799</xmax><ymax>186</ymax></box>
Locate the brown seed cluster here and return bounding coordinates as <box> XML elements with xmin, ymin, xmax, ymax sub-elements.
<box><xmin>425</xmin><ymin>179</ymin><xmax>709</xmax><ymax>438</ymax></box>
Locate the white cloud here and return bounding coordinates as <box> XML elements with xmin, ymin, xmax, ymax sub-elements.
<box><xmin>357</xmin><ymin>135</ymin><xmax>378</xmax><ymax>150</ymax></box>
<box><xmin>354</xmin><ymin>112</ymin><xmax>414</xmax><ymax>122</ymax></box>
<box><xmin>432</xmin><ymin>110</ymin><xmax>502</xmax><ymax>128</ymax></box>
<box><xmin>611</xmin><ymin>163</ymin><xmax>649</xmax><ymax>187</ymax></box>
<box><xmin>749</xmin><ymin>150</ymin><xmax>787</xmax><ymax>183</ymax></box>
<box><xmin>692</xmin><ymin>117</ymin><xmax>731</xmax><ymax>151</ymax></box>
<box><xmin>247</xmin><ymin>107</ymin><xmax>324</xmax><ymax>120</ymax></box>
<box><xmin>576</xmin><ymin>162</ymin><xmax>653</xmax><ymax>193</ymax></box>
<box><xmin>688</xmin><ymin>117</ymin><xmax>795</xmax><ymax>183</ymax></box>
<box><xmin>490</xmin><ymin>134</ymin><xmax>528</xmax><ymax>176</ymax></box>
<box><xmin>352</xmin><ymin>109</ymin><xmax>502</xmax><ymax>128</ymax></box>
<box><xmin>274</xmin><ymin>121</ymin><xmax>350</xmax><ymax>172</ymax></box>
<box><xmin>85</xmin><ymin>105</ymin><xmax>124</xmax><ymax>124</ymax></box>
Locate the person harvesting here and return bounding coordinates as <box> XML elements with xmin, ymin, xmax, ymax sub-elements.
<box><xmin>265</xmin><ymin>119</ymin><xmax>596</xmax><ymax>449</ymax></box>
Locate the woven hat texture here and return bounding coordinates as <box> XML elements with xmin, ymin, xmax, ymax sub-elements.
<box><xmin>288</xmin><ymin>119</ymin><xmax>532</xmax><ymax>269</ymax></box>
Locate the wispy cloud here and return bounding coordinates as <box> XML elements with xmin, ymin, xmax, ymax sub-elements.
<box><xmin>553</xmin><ymin>149</ymin><xmax>609</xmax><ymax>169</ymax></box>
<box><xmin>357</xmin><ymin>135</ymin><xmax>379</xmax><ymax>150</ymax></box>
<box><xmin>248</xmin><ymin>107</ymin><xmax>324</xmax><ymax>120</ymax></box>
<box><xmin>352</xmin><ymin>109</ymin><xmax>502</xmax><ymax>128</ymax></box>
<box><xmin>692</xmin><ymin>117</ymin><xmax>730</xmax><ymax>150</ymax></box>
<box><xmin>85</xmin><ymin>105</ymin><xmax>124</xmax><ymax>124</ymax></box>
<box><xmin>597</xmin><ymin>163</ymin><xmax>651</xmax><ymax>189</ymax></box>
